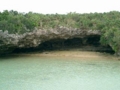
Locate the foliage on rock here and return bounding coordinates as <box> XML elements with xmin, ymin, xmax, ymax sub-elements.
<box><xmin>0</xmin><ymin>10</ymin><xmax>120</xmax><ymax>55</ymax></box>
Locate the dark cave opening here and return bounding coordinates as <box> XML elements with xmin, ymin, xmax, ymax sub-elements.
<box><xmin>13</xmin><ymin>35</ymin><xmax>114</xmax><ymax>54</ymax></box>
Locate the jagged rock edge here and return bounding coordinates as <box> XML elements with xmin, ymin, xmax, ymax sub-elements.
<box><xmin>0</xmin><ymin>27</ymin><xmax>117</xmax><ymax>55</ymax></box>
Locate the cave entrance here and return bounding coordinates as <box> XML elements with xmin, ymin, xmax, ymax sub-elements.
<box><xmin>13</xmin><ymin>35</ymin><xmax>114</xmax><ymax>53</ymax></box>
<box><xmin>38</xmin><ymin>35</ymin><xmax>110</xmax><ymax>51</ymax></box>
<box><xmin>38</xmin><ymin>38</ymin><xmax>83</xmax><ymax>50</ymax></box>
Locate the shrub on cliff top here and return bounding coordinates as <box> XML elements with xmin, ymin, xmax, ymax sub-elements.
<box><xmin>0</xmin><ymin>10</ymin><xmax>120</xmax><ymax>54</ymax></box>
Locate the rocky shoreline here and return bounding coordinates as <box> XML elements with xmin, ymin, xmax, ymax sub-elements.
<box><xmin>0</xmin><ymin>26</ymin><xmax>119</xmax><ymax>56</ymax></box>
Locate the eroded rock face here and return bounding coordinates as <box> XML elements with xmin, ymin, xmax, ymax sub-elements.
<box><xmin>0</xmin><ymin>26</ymin><xmax>103</xmax><ymax>55</ymax></box>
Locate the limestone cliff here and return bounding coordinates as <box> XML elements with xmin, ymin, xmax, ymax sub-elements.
<box><xmin>0</xmin><ymin>26</ymin><xmax>115</xmax><ymax>55</ymax></box>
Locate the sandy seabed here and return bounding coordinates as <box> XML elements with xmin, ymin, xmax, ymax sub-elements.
<box><xmin>12</xmin><ymin>49</ymin><xmax>119</xmax><ymax>60</ymax></box>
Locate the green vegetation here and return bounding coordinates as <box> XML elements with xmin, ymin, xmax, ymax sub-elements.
<box><xmin>0</xmin><ymin>10</ymin><xmax>120</xmax><ymax>54</ymax></box>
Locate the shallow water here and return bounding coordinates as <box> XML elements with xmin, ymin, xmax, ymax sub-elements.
<box><xmin>0</xmin><ymin>52</ymin><xmax>120</xmax><ymax>90</ymax></box>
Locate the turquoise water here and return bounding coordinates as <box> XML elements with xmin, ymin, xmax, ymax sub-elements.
<box><xmin>0</xmin><ymin>55</ymin><xmax>120</xmax><ymax>90</ymax></box>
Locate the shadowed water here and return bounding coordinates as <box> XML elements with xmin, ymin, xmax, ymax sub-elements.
<box><xmin>0</xmin><ymin>52</ymin><xmax>120</xmax><ymax>90</ymax></box>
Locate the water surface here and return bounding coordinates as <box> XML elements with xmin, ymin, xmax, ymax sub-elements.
<box><xmin>0</xmin><ymin>51</ymin><xmax>120</xmax><ymax>90</ymax></box>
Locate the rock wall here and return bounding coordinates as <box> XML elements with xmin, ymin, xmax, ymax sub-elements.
<box><xmin>0</xmin><ymin>26</ymin><xmax>111</xmax><ymax>55</ymax></box>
